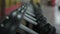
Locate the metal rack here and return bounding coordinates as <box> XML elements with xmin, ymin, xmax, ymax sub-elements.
<box><xmin>0</xmin><ymin>0</ymin><xmax>56</xmax><ymax>34</ymax></box>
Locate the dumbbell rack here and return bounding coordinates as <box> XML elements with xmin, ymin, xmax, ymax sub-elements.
<box><xmin>0</xmin><ymin>2</ymin><xmax>56</xmax><ymax>34</ymax></box>
<box><xmin>17</xmin><ymin>3</ymin><xmax>38</xmax><ymax>34</ymax></box>
<box><xmin>0</xmin><ymin>3</ymin><xmax>39</xmax><ymax>34</ymax></box>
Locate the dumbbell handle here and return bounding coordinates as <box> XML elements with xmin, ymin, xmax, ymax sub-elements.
<box><xmin>26</xmin><ymin>11</ymin><xmax>35</xmax><ymax>17</ymax></box>
<box><xmin>16</xmin><ymin>12</ymin><xmax>37</xmax><ymax>25</ymax></box>
<box><xmin>19</xmin><ymin>24</ymin><xmax>38</xmax><ymax>34</ymax></box>
<box><xmin>24</xmin><ymin>16</ymin><xmax>37</xmax><ymax>25</ymax></box>
<box><xmin>25</xmin><ymin>13</ymin><xmax>36</xmax><ymax>21</ymax></box>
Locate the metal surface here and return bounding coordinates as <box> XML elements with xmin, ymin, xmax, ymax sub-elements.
<box><xmin>25</xmin><ymin>13</ymin><xmax>36</xmax><ymax>21</ymax></box>
<box><xmin>19</xmin><ymin>24</ymin><xmax>38</xmax><ymax>34</ymax></box>
<box><xmin>24</xmin><ymin>16</ymin><xmax>37</xmax><ymax>25</ymax></box>
<box><xmin>26</xmin><ymin>11</ymin><xmax>35</xmax><ymax>17</ymax></box>
<box><xmin>17</xmin><ymin>4</ymin><xmax>38</xmax><ymax>25</ymax></box>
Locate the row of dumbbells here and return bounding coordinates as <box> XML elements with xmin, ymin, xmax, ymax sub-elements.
<box><xmin>31</xmin><ymin>2</ymin><xmax>56</xmax><ymax>34</ymax></box>
<box><xmin>16</xmin><ymin>3</ymin><xmax>56</xmax><ymax>34</ymax></box>
<box><xmin>0</xmin><ymin>3</ymin><xmax>39</xmax><ymax>34</ymax></box>
<box><xmin>0</xmin><ymin>3</ymin><xmax>56</xmax><ymax>34</ymax></box>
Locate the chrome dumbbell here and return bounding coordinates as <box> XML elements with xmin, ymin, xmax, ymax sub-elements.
<box><xmin>26</xmin><ymin>11</ymin><xmax>35</xmax><ymax>17</ymax></box>
<box><xmin>17</xmin><ymin>5</ymin><xmax>38</xmax><ymax>25</ymax></box>
<box><xmin>19</xmin><ymin>24</ymin><xmax>38</xmax><ymax>34</ymax></box>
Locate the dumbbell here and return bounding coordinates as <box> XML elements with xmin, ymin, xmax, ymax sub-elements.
<box><xmin>0</xmin><ymin>4</ymin><xmax>38</xmax><ymax>34</ymax></box>
<box><xmin>14</xmin><ymin>7</ymin><xmax>39</xmax><ymax>34</ymax></box>
<box><xmin>2</xmin><ymin>10</ymin><xmax>23</xmax><ymax>34</ymax></box>
<box><xmin>17</xmin><ymin>4</ymin><xmax>53</xmax><ymax>34</ymax></box>
<box><xmin>17</xmin><ymin>7</ymin><xmax>39</xmax><ymax>34</ymax></box>
<box><xmin>25</xmin><ymin>11</ymin><xmax>35</xmax><ymax>17</ymax></box>
<box><xmin>19</xmin><ymin>24</ymin><xmax>38</xmax><ymax>34</ymax></box>
<box><xmin>31</xmin><ymin>3</ymin><xmax>56</xmax><ymax>34</ymax></box>
<box><xmin>0</xmin><ymin>16</ymin><xmax>17</xmax><ymax>34</ymax></box>
<box><xmin>23</xmin><ymin>16</ymin><xmax>37</xmax><ymax>25</ymax></box>
<box><xmin>19</xmin><ymin>2</ymin><xmax>56</xmax><ymax>32</ymax></box>
<box><xmin>11</xmin><ymin>4</ymin><xmax>37</xmax><ymax>25</ymax></box>
<box><xmin>18</xmin><ymin>3</ymin><xmax>35</xmax><ymax>17</ymax></box>
<box><xmin>17</xmin><ymin>5</ymin><xmax>38</xmax><ymax>25</ymax></box>
<box><xmin>21</xmin><ymin>10</ymin><xmax>37</xmax><ymax>25</ymax></box>
<box><xmin>24</xmin><ymin>13</ymin><xmax>36</xmax><ymax>21</ymax></box>
<box><xmin>17</xmin><ymin>4</ymin><xmax>39</xmax><ymax>31</ymax></box>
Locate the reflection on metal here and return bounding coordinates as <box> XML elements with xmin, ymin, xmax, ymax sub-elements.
<box><xmin>25</xmin><ymin>13</ymin><xmax>36</xmax><ymax>21</ymax></box>
<box><xmin>24</xmin><ymin>16</ymin><xmax>37</xmax><ymax>25</ymax></box>
<box><xmin>26</xmin><ymin>11</ymin><xmax>35</xmax><ymax>17</ymax></box>
<box><xmin>19</xmin><ymin>24</ymin><xmax>38</xmax><ymax>34</ymax></box>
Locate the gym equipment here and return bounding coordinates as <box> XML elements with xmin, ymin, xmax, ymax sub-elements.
<box><xmin>0</xmin><ymin>0</ymin><xmax>56</xmax><ymax>34</ymax></box>
<box><xmin>0</xmin><ymin>3</ymin><xmax>38</xmax><ymax>34</ymax></box>
<box><xmin>30</xmin><ymin>0</ymin><xmax>56</xmax><ymax>34</ymax></box>
<box><xmin>19</xmin><ymin>24</ymin><xmax>38</xmax><ymax>34</ymax></box>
